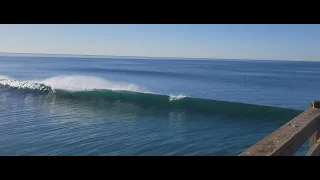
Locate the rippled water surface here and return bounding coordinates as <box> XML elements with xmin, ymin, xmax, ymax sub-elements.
<box><xmin>1</xmin><ymin>55</ymin><xmax>319</xmax><ymax>155</ymax></box>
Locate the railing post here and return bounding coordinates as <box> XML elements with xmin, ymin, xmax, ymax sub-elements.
<box><xmin>310</xmin><ymin>131</ymin><xmax>320</xmax><ymax>148</ymax></box>
<box><xmin>310</xmin><ymin>101</ymin><xmax>320</xmax><ymax>149</ymax></box>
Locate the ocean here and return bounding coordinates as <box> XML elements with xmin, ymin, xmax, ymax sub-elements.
<box><xmin>1</xmin><ymin>54</ymin><xmax>319</xmax><ymax>156</ymax></box>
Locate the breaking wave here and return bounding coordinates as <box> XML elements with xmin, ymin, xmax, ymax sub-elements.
<box><xmin>0</xmin><ymin>75</ymin><xmax>302</xmax><ymax>120</ymax></box>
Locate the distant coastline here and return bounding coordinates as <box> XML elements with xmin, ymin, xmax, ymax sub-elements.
<box><xmin>0</xmin><ymin>51</ymin><xmax>318</xmax><ymax>62</ymax></box>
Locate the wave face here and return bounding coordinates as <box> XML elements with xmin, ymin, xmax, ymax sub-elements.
<box><xmin>53</xmin><ymin>90</ymin><xmax>301</xmax><ymax>120</ymax></box>
<box><xmin>0</xmin><ymin>75</ymin><xmax>303</xmax><ymax>121</ymax></box>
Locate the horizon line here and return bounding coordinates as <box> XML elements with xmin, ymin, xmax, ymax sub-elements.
<box><xmin>0</xmin><ymin>51</ymin><xmax>318</xmax><ymax>62</ymax></box>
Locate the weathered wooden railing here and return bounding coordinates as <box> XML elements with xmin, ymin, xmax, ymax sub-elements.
<box><xmin>239</xmin><ymin>100</ymin><xmax>320</xmax><ymax>156</ymax></box>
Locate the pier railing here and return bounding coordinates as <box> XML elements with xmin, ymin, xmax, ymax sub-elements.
<box><xmin>239</xmin><ymin>101</ymin><xmax>320</xmax><ymax>156</ymax></box>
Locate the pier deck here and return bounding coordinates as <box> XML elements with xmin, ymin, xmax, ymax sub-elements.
<box><xmin>239</xmin><ymin>101</ymin><xmax>320</xmax><ymax>156</ymax></box>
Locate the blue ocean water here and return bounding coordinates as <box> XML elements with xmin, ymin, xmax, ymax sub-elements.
<box><xmin>1</xmin><ymin>54</ymin><xmax>319</xmax><ymax>156</ymax></box>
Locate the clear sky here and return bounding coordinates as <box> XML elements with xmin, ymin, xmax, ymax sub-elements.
<box><xmin>1</xmin><ymin>24</ymin><xmax>320</xmax><ymax>61</ymax></box>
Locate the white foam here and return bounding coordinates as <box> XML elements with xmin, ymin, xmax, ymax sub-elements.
<box><xmin>0</xmin><ymin>78</ymin><xmax>51</xmax><ymax>91</ymax></box>
<box><xmin>169</xmin><ymin>94</ymin><xmax>186</xmax><ymax>101</ymax></box>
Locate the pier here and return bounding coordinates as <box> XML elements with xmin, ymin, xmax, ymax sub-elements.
<box><xmin>239</xmin><ymin>101</ymin><xmax>320</xmax><ymax>156</ymax></box>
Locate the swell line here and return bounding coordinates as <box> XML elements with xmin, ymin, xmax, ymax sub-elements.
<box><xmin>0</xmin><ymin>75</ymin><xmax>303</xmax><ymax>121</ymax></box>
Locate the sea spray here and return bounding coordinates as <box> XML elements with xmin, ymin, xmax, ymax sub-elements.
<box><xmin>38</xmin><ymin>75</ymin><xmax>148</xmax><ymax>92</ymax></box>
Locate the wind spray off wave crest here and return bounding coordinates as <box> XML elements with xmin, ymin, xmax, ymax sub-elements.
<box><xmin>0</xmin><ymin>75</ymin><xmax>149</xmax><ymax>93</ymax></box>
<box><xmin>36</xmin><ymin>75</ymin><xmax>148</xmax><ymax>92</ymax></box>
<box><xmin>0</xmin><ymin>75</ymin><xmax>10</xmax><ymax>80</ymax></box>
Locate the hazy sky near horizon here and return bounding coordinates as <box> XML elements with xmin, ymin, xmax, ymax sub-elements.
<box><xmin>1</xmin><ymin>24</ymin><xmax>320</xmax><ymax>61</ymax></box>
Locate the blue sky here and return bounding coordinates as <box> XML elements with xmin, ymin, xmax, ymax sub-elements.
<box><xmin>0</xmin><ymin>24</ymin><xmax>320</xmax><ymax>61</ymax></box>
